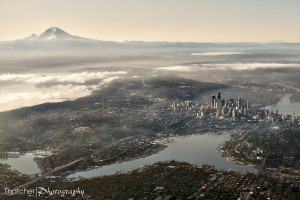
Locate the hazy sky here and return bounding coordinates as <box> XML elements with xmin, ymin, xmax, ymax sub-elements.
<box><xmin>0</xmin><ymin>0</ymin><xmax>299</xmax><ymax>42</ymax></box>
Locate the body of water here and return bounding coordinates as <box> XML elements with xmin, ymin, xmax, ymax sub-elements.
<box><xmin>265</xmin><ymin>94</ymin><xmax>300</xmax><ymax>116</ymax></box>
<box><xmin>0</xmin><ymin>152</ymin><xmax>41</xmax><ymax>175</ymax></box>
<box><xmin>6</xmin><ymin>93</ymin><xmax>299</xmax><ymax>178</ymax></box>
<box><xmin>68</xmin><ymin>134</ymin><xmax>256</xmax><ymax>178</ymax></box>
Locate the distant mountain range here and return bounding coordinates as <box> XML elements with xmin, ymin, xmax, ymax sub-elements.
<box><xmin>1</xmin><ymin>27</ymin><xmax>297</xmax><ymax>44</ymax></box>
<box><xmin>0</xmin><ymin>27</ymin><xmax>299</xmax><ymax>53</ymax></box>
<box><xmin>0</xmin><ymin>27</ymin><xmax>121</xmax><ymax>52</ymax></box>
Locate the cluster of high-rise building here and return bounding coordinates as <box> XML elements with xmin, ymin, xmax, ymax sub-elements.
<box><xmin>211</xmin><ymin>92</ymin><xmax>298</xmax><ymax>123</ymax></box>
<box><xmin>211</xmin><ymin>92</ymin><xmax>251</xmax><ymax>120</ymax></box>
<box><xmin>171</xmin><ymin>92</ymin><xmax>298</xmax><ymax>124</ymax></box>
<box><xmin>172</xmin><ymin>101</ymin><xmax>206</xmax><ymax>118</ymax></box>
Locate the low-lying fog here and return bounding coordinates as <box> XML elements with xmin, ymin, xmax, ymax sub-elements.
<box><xmin>0</xmin><ymin>43</ymin><xmax>300</xmax><ymax>111</ymax></box>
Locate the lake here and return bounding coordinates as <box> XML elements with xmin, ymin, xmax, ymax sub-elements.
<box><xmin>67</xmin><ymin>134</ymin><xmax>256</xmax><ymax>178</ymax></box>
<box><xmin>8</xmin><ymin>92</ymin><xmax>300</xmax><ymax>178</ymax></box>
<box><xmin>0</xmin><ymin>134</ymin><xmax>256</xmax><ymax>177</ymax></box>
<box><xmin>265</xmin><ymin>93</ymin><xmax>300</xmax><ymax>116</ymax></box>
<box><xmin>0</xmin><ymin>152</ymin><xmax>42</xmax><ymax>175</ymax></box>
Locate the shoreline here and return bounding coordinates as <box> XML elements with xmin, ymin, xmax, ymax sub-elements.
<box><xmin>216</xmin><ymin>135</ymin><xmax>257</xmax><ymax>170</ymax></box>
<box><xmin>1</xmin><ymin>132</ymin><xmax>259</xmax><ymax>181</ymax></box>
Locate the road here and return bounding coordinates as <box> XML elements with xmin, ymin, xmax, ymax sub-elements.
<box><xmin>14</xmin><ymin>157</ymin><xmax>85</xmax><ymax>189</ymax></box>
<box><xmin>257</xmin><ymin>157</ymin><xmax>267</xmax><ymax>177</ymax></box>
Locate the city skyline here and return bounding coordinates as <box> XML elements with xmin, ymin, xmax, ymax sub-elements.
<box><xmin>1</xmin><ymin>0</ymin><xmax>300</xmax><ymax>42</ymax></box>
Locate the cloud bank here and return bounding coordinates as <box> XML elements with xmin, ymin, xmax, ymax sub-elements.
<box><xmin>157</xmin><ymin>65</ymin><xmax>193</xmax><ymax>71</ymax></box>
<box><xmin>0</xmin><ymin>71</ymin><xmax>126</xmax><ymax>111</ymax></box>
<box><xmin>201</xmin><ymin>63</ymin><xmax>300</xmax><ymax>70</ymax></box>
<box><xmin>191</xmin><ymin>52</ymin><xmax>246</xmax><ymax>56</ymax></box>
<box><xmin>156</xmin><ymin>63</ymin><xmax>300</xmax><ymax>73</ymax></box>
<box><xmin>0</xmin><ymin>71</ymin><xmax>127</xmax><ymax>84</ymax></box>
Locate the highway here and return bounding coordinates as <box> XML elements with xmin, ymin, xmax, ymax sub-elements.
<box><xmin>14</xmin><ymin>157</ymin><xmax>85</xmax><ymax>189</ymax></box>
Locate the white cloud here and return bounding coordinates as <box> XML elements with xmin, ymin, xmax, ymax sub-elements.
<box><xmin>201</xmin><ymin>63</ymin><xmax>300</xmax><ymax>70</ymax></box>
<box><xmin>0</xmin><ymin>72</ymin><xmax>125</xmax><ymax>111</ymax></box>
<box><xmin>95</xmin><ymin>76</ymin><xmax>120</xmax><ymax>87</ymax></box>
<box><xmin>156</xmin><ymin>63</ymin><xmax>300</xmax><ymax>72</ymax></box>
<box><xmin>0</xmin><ymin>85</ymin><xmax>91</xmax><ymax>104</ymax></box>
<box><xmin>191</xmin><ymin>52</ymin><xmax>246</xmax><ymax>56</ymax></box>
<box><xmin>0</xmin><ymin>71</ymin><xmax>127</xmax><ymax>84</ymax></box>
<box><xmin>157</xmin><ymin>65</ymin><xmax>193</xmax><ymax>71</ymax></box>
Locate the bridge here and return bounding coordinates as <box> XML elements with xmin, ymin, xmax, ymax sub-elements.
<box><xmin>14</xmin><ymin>157</ymin><xmax>85</xmax><ymax>189</ymax></box>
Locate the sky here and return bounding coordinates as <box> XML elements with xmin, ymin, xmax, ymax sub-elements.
<box><xmin>0</xmin><ymin>0</ymin><xmax>299</xmax><ymax>42</ymax></box>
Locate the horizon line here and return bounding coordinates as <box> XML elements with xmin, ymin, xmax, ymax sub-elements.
<box><xmin>1</xmin><ymin>26</ymin><xmax>300</xmax><ymax>44</ymax></box>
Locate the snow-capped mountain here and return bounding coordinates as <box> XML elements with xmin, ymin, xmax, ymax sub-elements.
<box><xmin>1</xmin><ymin>27</ymin><xmax>299</xmax><ymax>54</ymax></box>
<box><xmin>0</xmin><ymin>27</ymin><xmax>123</xmax><ymax>52</ymax></box>
<box><xmin>24</xmin><ymin>27</ymin><xmax>85</xmax><ymax>41</ymax></box>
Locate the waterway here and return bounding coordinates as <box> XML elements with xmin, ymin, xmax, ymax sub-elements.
<box><xmin>0</xmin><ymin>152</ymin><xmax>41</xmax><ymax>175</ymax></box>
<box><xmin>67</xmin><ymin>134</ymin><xmax>256</xmax><ymax>178</ymax></box>
<box><xmin>0</xmin><ymin>134</ymin><xmax>256</xmax><ymax>177</ymax></box>
<box><xmin>5</xmin><ymin>93</ymin><xmax>300</xmax><ymax>178</ymax></box>
<box><xmin>264</xmin><ymin>93</ymin><xmax>300</xmax><ymax>116</ymax></box>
